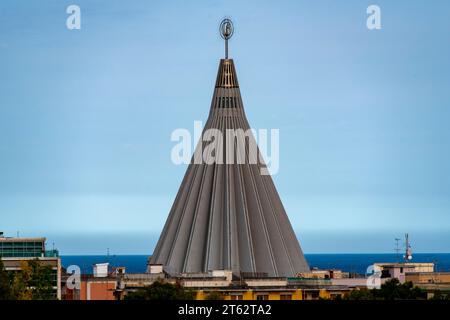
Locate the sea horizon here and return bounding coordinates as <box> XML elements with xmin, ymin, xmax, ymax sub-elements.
<box><xmin>60</xmin><ymin>252</ymin><xmax>450</xmax><ymax>256</ymax></box>
<box><xmin>61</xmin><ymin>253</ymin><xmax>450</xmax><ymax>276</ymax></box>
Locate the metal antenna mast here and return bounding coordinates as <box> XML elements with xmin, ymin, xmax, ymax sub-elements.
<box><xmin>395</xmin><ymin>238</ymin><xmax>401</xmax><ymax>262</ymax></box>
<box><xmin>404</xmin><ymin>233</ymin><xmax>413</xmax><ymax>261</ymax></box>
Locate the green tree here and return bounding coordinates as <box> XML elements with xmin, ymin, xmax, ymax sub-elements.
<box><xmin>205</xmin><ymin>291</ymin><xmax>224</xmax><ymax>300</ymax></box>
<box><xmin>125</xmin><ymin>281</ymin><xmax>195</xmax><ymax>300</ymax></box>
<box><xmin>345</xmin><ymin>279</ymin><xmax>426</xmax><ymax>300</ymax></box>
<box><xmin>0</xmin><ymin>258</ymin><xmax>13</xmax><ymax>300</ymax></box>
<box><xmin>376</xmin><ymin>279</ymin><xmax>425</xmax><ymax>300</ymax></box>
<box><xmin>344</xmin><ymin>287</ymin><xmax>375</xmax><ymax>300</ymax></box>
<box><xmin>11</xmin><ymin>261</ymin><xmax>33</xmax><ymax>300</ymax></box>
<box><xmin>430</xmin><ymin>290</ymin><xmax>450</xmax><ymax>300</ymax></box>
<box><xmin>27</xmin><ymin>259</ymin><xmax>55</xmax><ymax>300</ymax></box>
<box><xmin>10</xmin><ymin>259</ymin><xmax>55</xmax><ymax>300</ymax></box>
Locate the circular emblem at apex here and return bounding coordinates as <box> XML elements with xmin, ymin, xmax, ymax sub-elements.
<box><xmin>220</xmin><ymin>18</ymin><xmax>234</xmax><ymax>40</ymax></box>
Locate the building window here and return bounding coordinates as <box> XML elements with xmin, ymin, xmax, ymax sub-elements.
<box><xmin>230</xmin><ymin>295</ymin><xmax>243</xmax><ymax>300</ymax></box>
<box><xmin>256</xmin><ymin>295</ymin><xmax>269</xmax><ymax>301</ymax></box>
<box><xmin>280</xmin><ymin>294</ymin><xmax>292</xmax><ymax>300</ymax></box>
<box><xmin>306</xmin><ymin>291</ymin><xmax>320</xmax><ymax>300</ymax></box>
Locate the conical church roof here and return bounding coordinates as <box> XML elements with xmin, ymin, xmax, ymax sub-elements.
<box><xmin>150</xmin><ymin>22</ymin><xmax>309</xmax><ymax>277</ymax></box>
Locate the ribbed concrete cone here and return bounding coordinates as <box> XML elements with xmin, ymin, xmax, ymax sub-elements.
<box><xmin>150</xmin><ymin>59</ymin><xmax>310</xmax><ymax>277</ymax></box>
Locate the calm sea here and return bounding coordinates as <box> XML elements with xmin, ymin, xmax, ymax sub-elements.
<box><xmin>61</xmin><ymin>253</ymin><xmax>450</xmax><ymax>275</ymax></box>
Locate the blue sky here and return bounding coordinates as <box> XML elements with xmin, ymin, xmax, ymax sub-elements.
<box><xmin>1</xmin><ymin>0</ymin><xmax>449</xmax><ymax>254</ymax></box>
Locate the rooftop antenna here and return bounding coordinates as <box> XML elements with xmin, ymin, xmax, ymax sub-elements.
<box><xmin>395</xmin><ymin>238</ymin><xmax>401</xmax><ymax>262</ymax></box>
<box><xmin>220</xmin><ymin>18</ymin><xmax>234</xmax><ymax>59</ymax></box>
<box><xmin>404</xmin><ymin>233</ymin><xmax>413</xmax><ymax>262</ymax></box>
